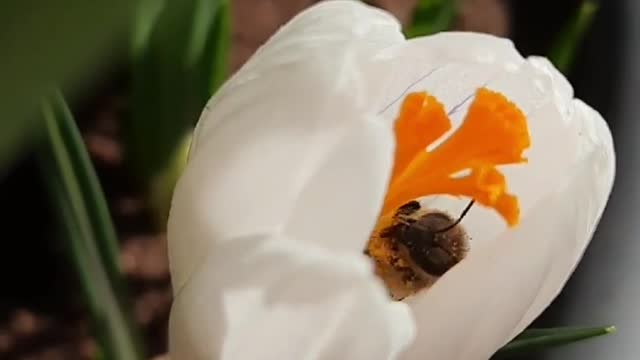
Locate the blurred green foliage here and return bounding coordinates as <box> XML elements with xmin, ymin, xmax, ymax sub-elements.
<box><xmin>127</xmin><ymin>0</ymin><xmax>230</xmax><ymax>225</ymax></box>
<box><xmin>39</xmin><ymin>91</ymin><xmax>144</xmax><ymax>360</ymax></box>
<box><xmin>0</xmin><ymin>0</ymin><xmax>136</xmax><ymax>175</ymax></box>
<box><xmin>549</xmin><ymin>0</ymin><xmax>599</xmax><ymax>74</ymax></box>
<box><xmin>405</xmin><ymin>0</ymin><xmax>457</xmax><ymax>38</ymax></box>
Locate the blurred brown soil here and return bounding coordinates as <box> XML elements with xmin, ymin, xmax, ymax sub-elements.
<box><xmin>0</xmin><ymin>0</ymin><xmax>509</xmax><ymax>358</ymax></box>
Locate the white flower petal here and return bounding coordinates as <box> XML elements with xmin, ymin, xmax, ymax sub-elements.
<box><xmin>509</xmin><ymin>99</ymin><xmax>615</xmax><ymax>336</ymax></box>
<box><xmin>283</xmin><ymin>117</ymin><xmax>394</xmax><ymax>254</ymax></box>
<box><xmin>375</xmin><ymin>32</ymin><xmax>523</xmax><ymax>120</ymax></box>
<box><xmin>527</xmin><ymin>56</ymin><xmax>574</xmax><ymax>117</ymax></box>
<box><xmin>169</xmin><ymin>232</ymin><xmax>415</xmax><ymax>359</ymax></box>
<box><xmin>168</xmin><ymin>0</ymin><xmax>404</xmax><ymax>292</ymax></box>
<box><xmin>402</xmin><ymin>134</ymin><xmax>613</xmax><ymax>360</ymax></box>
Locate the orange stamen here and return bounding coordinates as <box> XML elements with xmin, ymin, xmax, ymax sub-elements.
<box><xmin>391</xmin><ymin>92</ymin><xmax>451</xmax><ymax>180</ymax></box>
<box><xmin>381</xmin><ymin>87</ymin><xmax>530</xmax><ymax>226</ymax></box>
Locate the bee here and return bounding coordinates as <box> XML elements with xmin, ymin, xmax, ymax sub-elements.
<box><xmin>367</xmin><ymin>200</ymin><xmax>472</xmax><ymax>300</ymax></box>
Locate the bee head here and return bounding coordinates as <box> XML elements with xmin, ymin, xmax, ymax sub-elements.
<box><xmin>391</xmin><ymin>202</ymin><xmax>471</xmax><ymax>277</ymax></box>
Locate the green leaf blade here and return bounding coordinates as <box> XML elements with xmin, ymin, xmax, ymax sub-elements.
<box><xmin>40</xmin><ymin>91</ymin><xmax>144</xmax><ymax>360</ymax></box>
<box><xmin>549</xmin><ymin>0</ymin><xmax>599</xmax><ymax>74</ymax></box>
<box><xmin>207</xmin><ymin>0</ymin><xmax>232</xmax><ymax>94</ymax></box>
<box><xmin>495</xmin><ymin>325</ymin><xmax>616</xmax><ymax>357</ymax></box>
<box><xmin>405</xmin><ymin>0</ymin><xmax>457</xmax><ymax>38</ymax></box>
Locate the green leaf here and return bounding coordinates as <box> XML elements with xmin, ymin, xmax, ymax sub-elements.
<box><xmin>0</xmin><ymin>0</ymin><xmax>136</xmax><ymax>174</ymax></box>
<box><xmin>132</xmin><ymin>0</ymin><xmax>167</xmax><ymax>57</ymax></box>
<box><xmin>126</xmin><ymin>0</ymin><xmax>230</xmax><ymax>225</ymax></box>
<box><xmin>39</xmin><ymin>91</ymin><xmax>144</xmax><ymax>360</ymax></box>
<box><xmin>548</xmin><ymin>0</ymin><xmax>599</xmax><ymax>74</ymax></box>
<box><xmin>405</xmin><ymin>0</ymin><xmax>457</xmax><ymax>38</ymax></box>
<box><xmin>208</xmin><ymin>0</ymin><xmax>232</xmax><ymax>94</ymax></box>
<box><xmin>495</xmin><ymin>325</ymin><xmax>616</xmax><ymax>357</ymax></box>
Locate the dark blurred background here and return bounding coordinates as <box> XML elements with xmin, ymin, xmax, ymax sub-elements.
<box><xmin>0</xmin><ymin>0</ymin><xmax>635</xmax><ymax>359</ymax></box>
<box><xmin>527</xmin><ymin>1</ymin><xmax>640</xmax><ymax>360</ymax></box>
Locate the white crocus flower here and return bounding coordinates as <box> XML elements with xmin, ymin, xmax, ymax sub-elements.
<box><xmin>167</xmin><ymin>1</ymin><xmax>615</xmax><ymax>359</ymax></box>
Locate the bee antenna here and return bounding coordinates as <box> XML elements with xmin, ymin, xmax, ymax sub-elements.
<box><xmin>435</xmin><ymin>199</ymin><xmax>475</xmax><ymax>233</ymax></box>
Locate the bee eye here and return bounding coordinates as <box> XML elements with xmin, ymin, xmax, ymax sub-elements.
<box><xmin>396</xmin><ymin>200</ymin><xmax>421</xmax><ymax>216</ymax></box>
